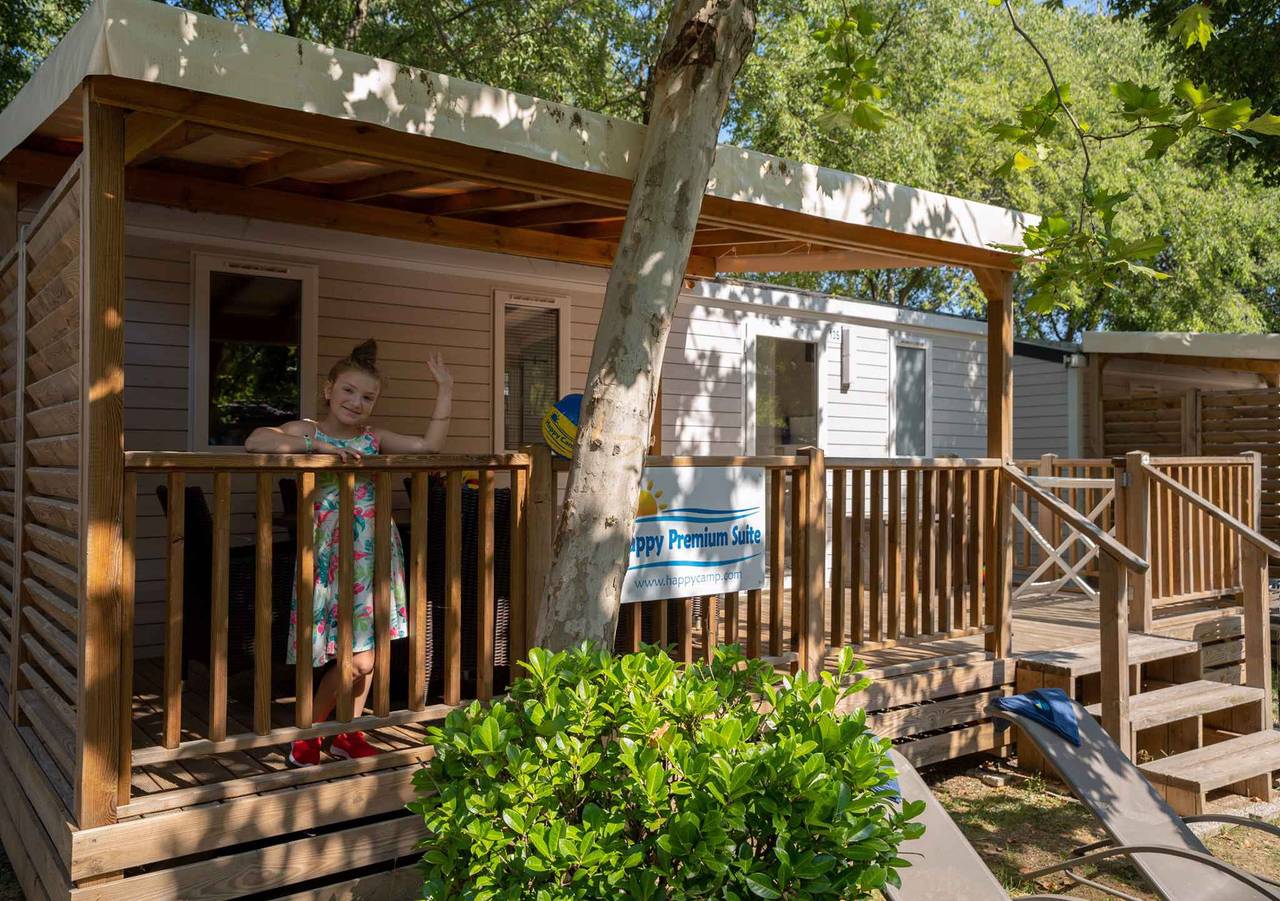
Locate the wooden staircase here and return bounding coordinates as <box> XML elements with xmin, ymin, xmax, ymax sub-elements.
<box><xmin>1018</xmin><ymin>633</ymin><xmax>1280</xmax><ymax>815</ymax></box>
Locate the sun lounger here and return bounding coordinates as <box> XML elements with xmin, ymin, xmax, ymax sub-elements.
<box><xmin>989</xmin><ymin>699</ymin><xmax>1280</xmax><ymax>900</ymax></box>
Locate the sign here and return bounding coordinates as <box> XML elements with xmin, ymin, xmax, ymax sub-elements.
<box><xmin>622</xmin><ymin>466</ymin><xmax>767</xmax><ymax>604</ymax></box>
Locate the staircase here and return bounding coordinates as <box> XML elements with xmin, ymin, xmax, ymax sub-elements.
<box><xmin>1018</xmin><ymin>633</ymin><xmax>1280</xmax><ymax>815</ymax></box>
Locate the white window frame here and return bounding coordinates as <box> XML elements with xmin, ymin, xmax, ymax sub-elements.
<box><xmin>190</xmin><ymin>253</ymin><xmax>319</xmax><ymax>452</ymax></box>
<box><xmin>743</xmin><ymin>317</ymin><xmax>829</xmax><ymax>456</ymax></box>
<box><xmin>492</xmin><ymin>288</ymin><xmax>571</xmax><ymax>454</ymax></box>
<box><xmin>888</xmin><ymin>334</ymin><xmax>932</xmax><ymax>457</ymax></box>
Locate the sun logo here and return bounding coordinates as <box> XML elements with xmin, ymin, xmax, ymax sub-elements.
<box><xmin>636</xmin><ymin>480</ymin><xmax>669</xmax><ymax>517</ymax></box>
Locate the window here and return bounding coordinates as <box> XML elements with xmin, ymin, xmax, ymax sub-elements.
<box><xmin>192</xmin><ymin>256</ymin><xmax>317</xmax><ymax>449</ymax></box>
<box><xmin>755</xmin><ymin>335</ymin><xmax>818</xmax><ymax>454</ymax></box>
<box><xmin>493</xmin><ymin>290</ymin><xmax>569</xmax><ymax>452</ymax></box>
<box><xmin>892</xmin><ymin>340</ymin><xmax>929</xmax><ymax>456</ymax></box>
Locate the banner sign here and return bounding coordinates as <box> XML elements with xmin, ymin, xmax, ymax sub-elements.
<box><xmin>621</xmin><ymin>466</ymin><xmax>767</xmax><ymax>604</ymax></box>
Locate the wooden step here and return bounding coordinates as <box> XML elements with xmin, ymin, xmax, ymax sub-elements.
<box><xmin>1084</xmin><ymin>680</ymin><xmax>1265</xmax><ymax>731</ymax></box>
<box><xmin>1018</xmin><ymin>633</ymin><xmax>1199</xmax><ymax>679</ymax></box>
<box><xmin>1140</xmin><ymin>730</ymin><xmax>1280</xmax><ymax>814</ymax></box>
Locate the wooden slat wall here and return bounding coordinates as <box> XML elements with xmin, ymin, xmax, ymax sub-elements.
<box><xmin>0</xmin><ymin>239</ymin><xmax>21</xmax><ymax>697</ymax></box>
<box><xmin>1200</xmin><ymin>389</ymin><xmax>1280</xmax><ymax>573</ymax></box>
<box><xmin>1102</xmin><ymin>394</ymin><xmax>1184</xmax><ymax>457</ymax></box>
<box><xmin>12</xmin><ymin>166</ymin><xmax>82</xmax><ymax>788</ymax></box>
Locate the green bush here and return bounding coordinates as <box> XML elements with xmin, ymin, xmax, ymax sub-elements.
<box><xmin>411</xmin><ymin>643</ymin><xmax>923</xmax><ymax>899</ymax></box>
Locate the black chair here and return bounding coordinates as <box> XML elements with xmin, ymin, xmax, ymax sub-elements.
<box><xmin>155</xmin><ymin>484</ymin><xmax>295</xmax><ymax>697</ymax></box>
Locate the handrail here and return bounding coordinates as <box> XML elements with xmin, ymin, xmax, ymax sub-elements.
<box><xmin>1141</xmin><ymin>462</ymin><xmax>1280</xmax><ymax>559</ymax></box>
<box><xmin>1002</xmin><ymin>463</ymin><xmax>1149</xmax><ymax>574</ymax></box>
<box><xmin>123</xmin><ymin>451</ymin><xmax>532</xmax><ymax>471</ymax></box>
<box><xmin>824</xmin><ymin>456</ymin><xmax>1001</xmax><ymax>469</ymax></box>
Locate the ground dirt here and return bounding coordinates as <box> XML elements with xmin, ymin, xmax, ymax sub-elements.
<box><xmin>925</xmin><ymin>756</ymin><xmax>1280</xmax><ymax>898</ymax></box>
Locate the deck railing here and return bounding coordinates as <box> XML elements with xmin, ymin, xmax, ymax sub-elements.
<box><xmin>826</xmin><ymin>458</ymin><xmax>1003</xmax><ymax>653</ymax></box>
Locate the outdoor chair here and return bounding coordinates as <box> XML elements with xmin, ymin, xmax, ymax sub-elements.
<box><xmin>989</xmin><ymin>699</ymin><xmax>1280</xmax><ymax>901</ymax></box>
<box><xmin>883</xmin><ymin>748</ymin><xmax>1084</xmax><ymax>901</ymax></box>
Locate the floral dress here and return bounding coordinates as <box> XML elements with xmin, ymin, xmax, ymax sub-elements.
<box><xmin>287</xmin><ymin>427</ymin><xmax>409</xmax><ymax>665</ymax></box>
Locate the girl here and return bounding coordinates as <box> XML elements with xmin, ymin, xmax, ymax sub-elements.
<box><xmin>246</xmin><ymin>339</ymin><xmax>453</xmax><ymax>766</ymax></box>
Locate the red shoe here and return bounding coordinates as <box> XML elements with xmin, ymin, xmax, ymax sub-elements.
<box><xmin>287</xmin><ymin>737</ymin><xmax>322</xmax><ymax>767</ymax></box>
<box><xmin>331</xmin><ymin>731</ymin><xmax>380</xmax><ymax>760</ymax></box>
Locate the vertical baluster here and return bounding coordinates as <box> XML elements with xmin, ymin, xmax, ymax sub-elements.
<box><xmin>163</xmin><ymin>471</ymin><xmax>184</xmax><ymax>749</ymax></box>
<box><xmin>887</xmin><ymin>469</ymin><xmax>901</xmax><ymax>641</ymax></box>
<box><xmin>209</xmin><ymin>471</ymin><xmax>230</xmax><ymax>742</ymax></box>
<box><xmin>654</xmin><ymin>599</ymin><xmax>669</xmax><ymax>652</ymax></box>
<box><xmin>968</xmin><ymin>469</ymin><xmax>983</xmax><ymax>629</ymax></box>
<box><xmin>830</xmin><ymin>469</ymin><xmax>846</xmax><ymax>647</ymax></box>
<box><xmin>409</xmin><ymin>472</ymin><xmax>428</xmax><ymax>710</ymax></box>
<box><xmin>937</xmin><ymin>470</ymin><xmax>952</xmax><ymax>633</ymax></box>
<box><xmin>336</xmin><ymin>471</ymin><xmax>355</xmax><ymax>723</ymax></box>
<box><xmin>905</xmin><ymin>469</ymin><xmax>919</xmax><ymax>637</ymax></box>
<box><xmin>625</xmin><ymin>604</ymin><xmax>642</xmax><ymax>653</ymax></box>
<box><xmin>921</xmin><ymin>470</ymin><xmax>936</xmax><ymax>635</ymax></box>
<box><xmin>254</xmin><ymin>473</ymin><xmax>272</xmax><ymax>735</ymax></box>
<box><xmin>475</xmin><ymin>469</ymin><xmax>494</xmax><ymax>703</ymax></box>
<box><xmin>119</xmin><ymin>472</ymin><xmax>136</xmax><ymax>806</ymax></box>
<box><xmin>295</xmin><ymin>471</ymin><xmax>315</xmax><ymax>727</ymax></box>
<box><xmin>746</xmin><ymin>588</ymin><xmax>761</xmax><ymax>658</ymax></box>
<box><xmin>444</xmin><ymin>470</ymin><xmax>463</xmax><ymax>706</ymax></box>
<box><xmin>723</xmin><ymin>590</ymin><xmax>739</xmax><ymax>647</ymax></box>
<box><xmin>952</xmin><ymin>469</ymin><xmax>967</xmax><ymax>629</ymax></box>
<box><xmin>678</xmin><ymin>597</ymin><xmax>694</xmax><ymax>663</ymax></box>
<box><xmin>768</xmin><ymin>469</ymin><xmax>784</xmax><ymax>656</ymax></box>
<box><xmin>790</xmin><ymin>467</ymin><xmax>805</xmax><ymax>652</ymax></box>
<box><xmin>701</xmin><ymin>595</ymin><xmax>717</xmax><ymax>662</ymax></box>
<box><xmin>850</xmin><ymin>469</ymin><xmax>864</xmax><ymax>645</ymax></box>
<box><xmin>869</xmin><ymin>470</ymin><xmax>882</xmax><ymax>643</ymax></box>
<box><xmin>1151</xmin><ymin>473</ymin><xmax>1164</xmax><ymax>600</ymax></box>
<box><xmin>508</xmin><ymin>465</ymin><xmax>527</xmax><ymax>670</ymax></box>
<box><xmin>374</xmin><ymin>471</ymin><xmax>393</xmax><ymax>716</ymax></box>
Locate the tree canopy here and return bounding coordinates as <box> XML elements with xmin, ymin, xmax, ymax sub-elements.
<box><xmin>4</xmin><ymin>0</ymin><xmax>1278</xmax><ymax>340</ymax></box>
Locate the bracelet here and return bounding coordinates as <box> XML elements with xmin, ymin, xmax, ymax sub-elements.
<box><xmin>431</xmin><ymin>414</ymin><xmax>451</xmax><ymax>422</ymax></box>
<box><xmin>303</xmin><ymin>433</ymin><xmax>313</xmax><ymax>452</ymax></box>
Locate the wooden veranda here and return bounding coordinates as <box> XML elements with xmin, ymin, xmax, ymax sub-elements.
<box><xmin>0</xmin><ymin>1</ymin><xmax>1275</xmax><ymax>898</ymax></box>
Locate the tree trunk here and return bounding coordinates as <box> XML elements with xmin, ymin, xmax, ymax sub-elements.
<box><xmin>533</xmin><ymin>0</ymin><xmax>757</xmax><ymax>651</ymax></box>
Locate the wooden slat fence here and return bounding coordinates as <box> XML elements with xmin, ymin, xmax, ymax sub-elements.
<box><xmin>1102</xmin><ymin>394</ymin><xmax>1186</xmax><ymax>457</ymax></box>
<box><xmin>826</xmin><ymin>458</ymin><xmax>999</xmax><ymax>652</ymax></box>
<box><xmin>1200</xmin><ymin>388</ymin><xmax>1280</xmax><ymax>574</ymax></box>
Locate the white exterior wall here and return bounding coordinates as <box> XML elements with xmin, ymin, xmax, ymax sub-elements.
<box><xmin>119</xmin><ymin>203</ymin><xmax>1037</xmax><ymax>654</ymax></box>
<box><xmin>1013</xmin><ymin>354</ymin><xmax>1074</xmax><ymax>459</ymax></box>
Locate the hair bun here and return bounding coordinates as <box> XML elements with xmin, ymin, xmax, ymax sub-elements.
<box><xmin>350</xmin><ymin>339</ymin><xmax>378</xmax><ymax>367</ymax></box>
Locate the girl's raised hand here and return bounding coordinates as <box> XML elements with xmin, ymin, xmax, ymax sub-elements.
<box><xmin>313</xmin><ymin>439</ymin><xmax>362</xmax><ymax>463</ymax></box>
<box><xmin>426</xmin><ymin>352</ymin><xmax>453</xmax><ymax>389</ymax></box>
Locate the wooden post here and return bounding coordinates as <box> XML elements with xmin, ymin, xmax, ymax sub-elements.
<box><xmin>1088</xmin><ymin>355</ymin><xmax>1107</xmax><ymax>457</ymax></box>
<box><xmin>975</xmin><ymin>267</ymin><xmax>1014</xmax><ymax>658</ymax></box>
<box><xmin>1243</xmin><ymin>452</ymin><xmax>1272</xmax><ymax>728</ymax></box>
<box><xmin>76</xmin><ymin>97</ymin><xmax>127</xmax><ymax>828</ymax></box>
<box><xmin>0</xmin><ymin>179</ymin><xmax>16</xmax><ymax>256</ymax></box>
<box><xmin>7</xmin><ymin>230</ymin><xmax>26</xmax><ymax>723</ymax></box>
<box><xmin>830</xmin><ymin>468</ymin><xmax>845</xmax><ymax>647</ymax></box>
<box><xmin>1181</xmin><ymin>388</ymin><xmax>1201</xmax><ymax>455</ymax></box>
<box><xmin>1099</xmin><ymin>554</ymin><xmax>1132</xmax><ymax>759</ymax></box>
<box><xmin>525</xmin><ymin>445</ymin><xmax>555</xmax><ymax>652</ymax></box>
<box><xmin>800</xmin><ymin>447</ymin><xmax>826</xmax><ymax>676</ymax></box>
<box><xmin>1123</xmin><ymin>452</ymin><xmax>1153</xmax><ymax>632</ymax></box>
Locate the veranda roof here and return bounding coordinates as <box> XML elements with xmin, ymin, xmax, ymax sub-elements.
<box><xmin>0</xmin><ymin>0</ymin><xmax>1034</xmax><ymax>275</ymax></box>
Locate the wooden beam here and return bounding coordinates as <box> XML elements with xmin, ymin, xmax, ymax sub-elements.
<box><xmin>1094</xmin><ymin>351</ymin><xmax>1280</xmax><ymax>376</ymax></box>
<box><xmin>332</xmin><ymin>169</ymin><xmax>455</xmax><ymax>202</ymax></box>
<box><xmin>87</xmin><ymin>77</ymin><xmax>1024</xmax><ymax>271</ymax></box>
<box><xmin>77</xmin><ymin>98</ymin><xmax>127</xmax><ymax>829</ymax></box>
<box><xmin>0</xmin><ymin>149</ymin><xmax>718</xmax><ymax>277</ymax></box>
<box><xmin>239</xmin><ymin>148</ymin><xmax>339</xmax><ymax>186</ymax></box>
<box><xmin>0</xmin><ymin>148</ymin><xmax>77</xmax><ymax>187</ymax></box>
<box><xmin>690</xmin><ymin>227</ymin><xmax>780</xmax><ymax>248</ymax></box>
<box><xmin>475</xmin><ymin>202</ymin><xmax>622</xmax><ymax>229</ymax></box>
<box><xmin>412</xmin><ymin>187</ymin><xmax>535</xmax><ymax>216</ymax></box>
<box><xmin>717</xmin><ymin>248</ymin><xmax>940</xmax><ymax>273</ymax></box>
<box><xmin>123</xmin><ymin>112</ymin><xmax>185</xmax><ymax>165</ymax></box>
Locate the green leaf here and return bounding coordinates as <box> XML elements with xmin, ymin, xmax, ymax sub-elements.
<box><xmin>850</xmin><ymin>101</ymin><xmax>889</xmax><ymax>131</ymax></box>
<box><xmin>744</xmin><ymin>874</ymin><xmax>782</xmax><ymax>899</ymax></box>
<box><xmin>1143</xmin><ymin>126</ymin><xmax>1180</xmax><ymax>159</ymax></box>
<box><xmin>1245</xmin><ymin>113</ymin><xmax>1280</xmax><ymax>136</ymax></box>
<box><xmin>1168</xmin><ymin>3</ymin><xmax>1214</xmax><ymax>50</ymax></box>
<box><xmin>1201</xmin><ymin>98</ymin><xmax>1253</xmax><ymax>130</ymax></box>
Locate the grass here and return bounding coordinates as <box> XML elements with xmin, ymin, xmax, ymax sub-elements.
<box><xmin>930</xmin><ymin>762</ymin><xmax>1280</xmax><ymax>898</ymax></box>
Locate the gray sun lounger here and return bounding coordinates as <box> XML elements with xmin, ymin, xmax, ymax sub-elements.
<box><xmin>989</xmin><ymin>701</ymin><xmax>1280</xmax><ymax>901</ymax></box>
<box><xmin>883</xmin><ymin>748</ymin><xmax>1081</xmax><ymax>901</ymax></box>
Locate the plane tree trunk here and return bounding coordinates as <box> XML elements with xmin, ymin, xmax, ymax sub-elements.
<box><xmin>533</xmin><ymin>0</ymin><xmax>757</xmax><ymax>651</ymax></box>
